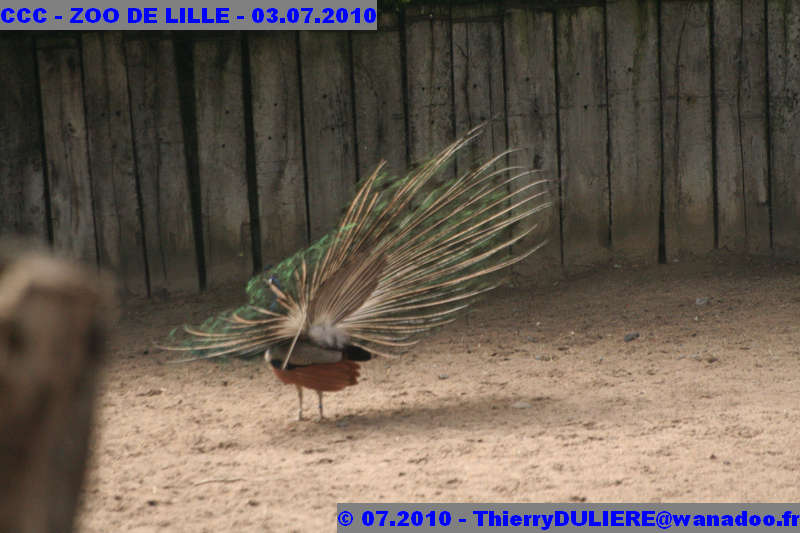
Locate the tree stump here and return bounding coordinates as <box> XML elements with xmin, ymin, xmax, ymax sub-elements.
<box><xmin>0</xmin><ymin>244</ymin><xmax>114</xmax><ymax>533</ymax></box>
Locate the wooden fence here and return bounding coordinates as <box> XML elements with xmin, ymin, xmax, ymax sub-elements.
<box><xmin>1</xmin><ymin>0</ymin><xmax>799</xmax><ymax>297</ymax></box>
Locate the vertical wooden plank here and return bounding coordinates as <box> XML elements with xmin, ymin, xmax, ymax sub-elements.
<box><xmin>606</xmin><ymin>0</ymin><xmax>662</xmax><ymax>264</ymax></box>
<box><xmin>451</xmin><ymin>3</ymin><xmax>506</xmax><ymax>173</ymax></box>
<box><xmin>660</xmin><ymin>0</ymin><xmax>714</xmax><ymax>260</ymax></box>
<box><xmin>193</xmin><ymin>34</ymin><xmax>252</xmax><ymax>286</ymax></box>
<box><xmin>126</xmin><ymin>34</ymin><xmax>199</xmax><ymax>295</ymax></box>
<box><xmin>713</xmin><ymin>0</ymin><xmax>745</xmax><ymax>251</ymax></box>
<box><xmin>405</xmin><ymin>5</ymin><xmax>455</xmax><ymax>180</ymax></box>
<box><xmin>36</xmin><ymin>37</ymin><xmax>97</xmax><ymax>265</ymax></box>
<box><xmin>352</xmin><ymin>12</ymin><xmax>408</xmax><ymax>179</ymax></box>
<box><xmin>503</xmin><ymin>7</ymin><xmax>562</xmax><ymax>276</ymax></box>
<box><xmin>767</xmin><ymin>0</ymin><xmax>800</xmax><ymax>254</ymax></box>
<box><xmin>299</xmin><ymin>31</ymin><xmax>357</xmax><ymax>241</ymax></box>
<box><xmin>557</xmin><ymin>6</ymin><xmax>611</xmax><ymax>270</ymax></box>
<box><xmin>248</xmin><ymin>32</ymin><xmax>308</xmax><ymax>266</ymax></box>
<box><xmin>714</xmin><ymin>0</ymin><xmax>770</xmax><ymax>254</ymax></box>
<box><xmin>740</xmin><ymin>0</ymin><xmax>771</xmax><ymax>254</ymax></box>
<box><xmin>0</xmin><ymin>36</ymin><xmax>47</xmax><ymax>241</ymax></box>
<box><xmin>81</xmin><ymin>32</ymin><xmax>148</xmax><ymax>296</ymax></box>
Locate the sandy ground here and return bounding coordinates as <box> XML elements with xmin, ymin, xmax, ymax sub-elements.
<box><xmin>77</xmin><ymin>254</ymin><xmax>800</xmax><ymax>532</ymax></box>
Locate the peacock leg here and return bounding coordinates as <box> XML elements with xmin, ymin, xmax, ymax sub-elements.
<box><xmin>296</xmin><ymin>385</ymin><xmax>304</xmax><ymax>421</ymax></box>
<box><xmin>317</xmin><ymin>391</ymin><xmax>324</xmax><ymax>420</ymax></box>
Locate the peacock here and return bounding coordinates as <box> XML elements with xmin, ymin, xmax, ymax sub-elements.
<box><xmin>166</xmin><ymin>124</ymin><xmax>552</xmax><ymax>420</ymax></box>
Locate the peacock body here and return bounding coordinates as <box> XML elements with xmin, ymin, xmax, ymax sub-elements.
<box><xmin>168</xmin><ymin>124</ymin><xmax>552</xmax><ymax>419</ymax></box>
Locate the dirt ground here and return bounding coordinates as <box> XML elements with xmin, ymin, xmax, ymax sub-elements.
<box><xmin>77</xmin><ymin>254</ymin><xmax>800</xmax><ymax>532</ymax></box>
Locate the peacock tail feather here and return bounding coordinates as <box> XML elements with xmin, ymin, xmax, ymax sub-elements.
<box><xmin>167</xmin><ymin>123</ymin><xmax>552</xmax><ymax>363</ymax></box>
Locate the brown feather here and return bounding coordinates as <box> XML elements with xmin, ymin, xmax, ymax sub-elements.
<box><xmin>272</xmin><ymin>360</ymin><xmax>361</xmax><ymax>392</ymax></box>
